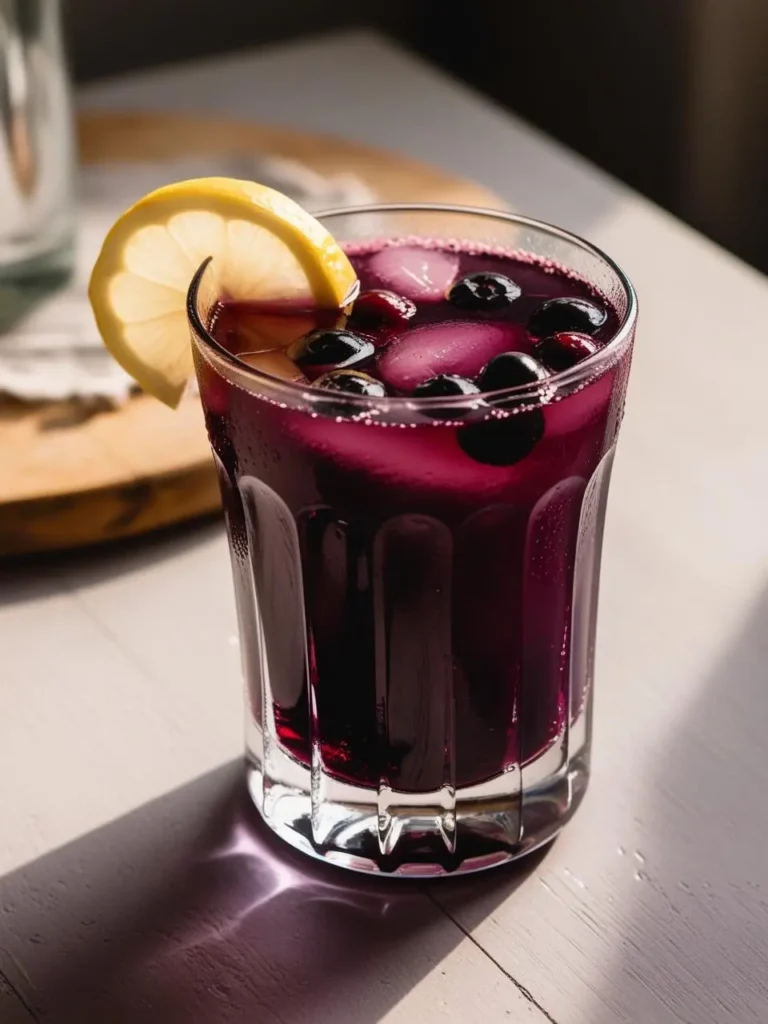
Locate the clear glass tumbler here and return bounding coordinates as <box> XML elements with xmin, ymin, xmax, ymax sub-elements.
<box><xmin>188</xmin><ymin>205</ymin><xmax>638</xmax><ymax>876</ymax></box>
<box><xmin>0</xmin><ymin>0</ymin><xmax>75</xmax><ymax>285</ymax></box>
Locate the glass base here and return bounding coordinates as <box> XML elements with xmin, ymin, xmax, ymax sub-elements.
<box><xmin>246</xmin><ymin>738</ymin><xmax>589</xmax><ymax>876</ymax></box>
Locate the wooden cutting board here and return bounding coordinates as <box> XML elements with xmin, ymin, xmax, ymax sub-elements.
<box><xmin>0</xmin><ymin>111</ymin><xmax>502</xmax><ymax>557</ymax></box>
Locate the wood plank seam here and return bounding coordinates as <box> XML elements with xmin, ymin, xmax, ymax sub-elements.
<box><xmin>0</xmin><ymin>967</ymin><xmax>40</xmax><ymax>1023</ymax></box>
<box><xmin>425</xmin><ymin>891</ymin><xmax>560</xmax><ymax>1024</ymax></box>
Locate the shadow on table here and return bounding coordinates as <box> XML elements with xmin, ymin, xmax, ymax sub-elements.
<box><xmin>427</xmin><ymin>583</ymin><xmax>768</xmax><ymax>1023</ymax></box>
<box><xmin>0</xmin><ymin>517</ymin><xmax>223</xmax><ymax>609</ymax></box>
<box><xmin>590</xmin><ymin>580</ymin><xmax>768</xmax><ymax>1023</ymax></box>
<box><xmin>0</xmin><ymin>760</ymin><xmax>535</xmax><ymax>1024</ymax></box>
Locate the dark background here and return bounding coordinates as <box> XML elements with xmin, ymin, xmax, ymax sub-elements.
<box><xmin>64</xmin><ymin>0</ymin><xmax>768</xmax><ymax>275</ymax></box>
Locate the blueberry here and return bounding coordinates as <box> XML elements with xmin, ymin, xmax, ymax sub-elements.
<box><xmin>479</xmin><ymin>352</ymin><xmax>550</xmax><ymax>393</ymax></box>
<box><xmin>315</xmin><ymin>370</ymin><xmax>387</xmax><ymax>397</ymax></box>
<box><xmin>448</xmin><ymin>272</ymin><xmax>522</xmax><ymax>311</ymax></box>
<box><xmin>411</xmin><ymin>374</ymin><xmax>481</xmax><ymax>420</ymax></box>
<box><xmin>287</xmin><ymin>329</ymin><xmax>374</xmax><ymax>374</ymax></box>
<box><xmin>534</xmin><ymin>332</ymin><xmax>599</xmax><ymax>371</ymax></box>
<box><xmin>459</xmin><ymin>353</ymin><xmax>549</xmax><ymax>462</ymax></box>
<box><xmin>458</xmin><ymin>411</ymin><xmax>545</xmax><ymax>466</ymax></box>
<box><xmin>528</xmin><ymin>297</ymin><xmax>607</xmax><ymax>338</ymax></box>
<box><xmin>349</xmin><ymin>289</ymin><xmax>417</xmax><ymax>327</ymax></box>
<box><xmin>412</xmin><ymin>374</ymin><xmax>480</xmax><ymax>400</ymax></box>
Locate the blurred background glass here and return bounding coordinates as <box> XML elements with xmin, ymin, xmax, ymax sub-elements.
<box><xmin>0</xmin><ymin>0</ymin><xmax>75</xmax><ymax>286</ymax></box>
<box><xmin>63</xmin><ymin>0</ymin><xmax>768</xmax><ymax>276</ymax></box>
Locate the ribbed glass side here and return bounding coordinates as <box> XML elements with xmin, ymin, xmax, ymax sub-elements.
<box><xmin>217</xmin><ymin>446</ymin><xmax>616</xmax><ymax>875</ymax></box>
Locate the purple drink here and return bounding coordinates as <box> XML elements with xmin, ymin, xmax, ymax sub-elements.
<box><xmin>190</xmin><ymin>206</ymin><xmax>637</xmax><ymax>875</ymax></box>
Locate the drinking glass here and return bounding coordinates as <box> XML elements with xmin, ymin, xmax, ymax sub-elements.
<box><xmin>0</xmin><ymin>0</ymin><xmax>75</xmax><ymax>285</ymax></box>
<box><xmin>188</xmin><ymin>205</ymin><xmax>638</xmax><ymax>876</ymax></box>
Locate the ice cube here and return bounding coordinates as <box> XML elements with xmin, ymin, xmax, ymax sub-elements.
<box><xmin>281</xmin><ymin>409</ymin><xmax>551</xmax><ymax>520</ymax></box>
<box><xmin>366</xmin><ymin>246</ymin><xmax>459</xmax><ymax>301</ymax></box>
<box><xmin>377</xmin><ymin>321</ymin><xmax>528</xmax><ymax>393</ymax></box>
<box><xmin>544</xmin><ymin>372</ymin><xmax>614</xmax><ymax>437</ymax></box>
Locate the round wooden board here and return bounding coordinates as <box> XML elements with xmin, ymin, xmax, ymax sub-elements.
<box><xmin>0</xmin><ymin>111</ymin><xmax>502</xmax><ymax>557</ymax></box>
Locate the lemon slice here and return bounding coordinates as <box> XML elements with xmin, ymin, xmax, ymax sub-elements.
<box><xmin>88</xmin><ymin>177</ymin><xmax>358</xmax><ymax>407</ymax></box>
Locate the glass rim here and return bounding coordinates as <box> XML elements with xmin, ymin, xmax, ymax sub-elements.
<box><xmin>187</xmin><ymin>202</ymin><xmax>638</xmax><ymax>412</ymax></box>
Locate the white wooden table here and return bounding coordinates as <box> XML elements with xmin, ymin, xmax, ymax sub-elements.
<box><xmin>2</xmin><ymin>30</ymin><xmax>768</xmax><ymax>1024</ymax></box>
